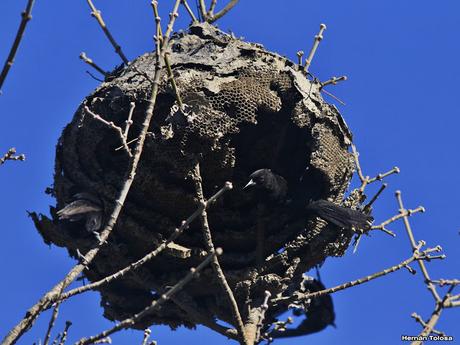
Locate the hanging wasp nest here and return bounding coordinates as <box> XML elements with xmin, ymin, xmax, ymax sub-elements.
<box><xmin>33</xmin><ymin>23</ymin><xmax>357</xmax><ymax>335</ymax></box>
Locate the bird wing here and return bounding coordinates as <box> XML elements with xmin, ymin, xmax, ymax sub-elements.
<box><xmin>57</xmin><ymin>200</ymin><xmax>102</xmax><ymax>220</ymax></box>
<box><xmin>307</xmin><ymin>200</ymin><xmax>373</xmax><ymax>229</ymax></box>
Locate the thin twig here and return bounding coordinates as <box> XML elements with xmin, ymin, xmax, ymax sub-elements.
<box><xmin>151</xmin><ymin>2</ymin><xmax>184</xmax><ymax>109</ymax></box>
<box><xmin>75</xmin><ymin>250</ymin><xmax>221</xmax><ymax>345</ymax></box>
<box><xmin>57</xmin><ymin>182</ymin><xmax>231</xmax><ymax>302</ymax></box>
<box><xmin>58</xmin><ymin>322</ymin><xmax>72</xmax><ymax>345</ymax></box>
<box><xmin>396</xmin><ymin>191</ymin><xmax>442</xmax><ymax>303</ymax></box>
<box><xmin>79</xmin><ymin>52</ymin><xmax>108</xmax><ymax>77</ymax></box>
<box><xmin>181</xmin><ymin>0</ymin><xmax>198</xmax><ymax>22</ymax></box>
<box><xmin>255</xmin><ymin>291</ymin><xmax>272</xmax><ymax>343</ymax></box>
<box><xmin>208</xmin><ymin>0</ymin><xmax>217</xmax><ymax>16</ymax></box>
<box><xmin>304</xmin><ymin>23</ymin><xmax>326</xmax><ymax>73</ymax></box>
<box><xmin>84</xmin><ymin>106</ymin><xmax>132</xmax><ymax>157</ymax></box>
<box><xmin>278</xmin><ymin>243</ymin><xmax>442</xmax><ymax>302</ymax></box>
<box><xmin>141</xmin><ymin>329</ymin><xmax>151</xmax><ymax>345</ymax></box>
<box><xmin>320</xmin><ymin>76</ymin><xmax>347</xmax><ymax>89</ymax></box>
<box><xmin>85</xmin><ymin>0</ymin><xmax>129</xmax><ymax>64</ymax></box>
<box><xmin>192</xmin><ymin>163</ymin><xmax>248</xmax><ymax>345</ymax></box>
<box><xmin>296</xmin><ymin>51</ymin><xmax>304</xmax><ymax>66</ymax></box>
<box><xmin>198</xmin><ymin>0</ymin><xmax>207</xmax><ymax>21</ymax></box>
<box><xmin>0</xmin><ymin>148</ymin><xmax>25</xmax><ymax>165</ymax></box>
<box><xmin>370</xmin><ymin>206</ymin><xmax>425</xmax><ymax>236</ymax></box>
<box><xmin>321</xmin><ymin>88</ymin><xmax>346</xmax><ymax>106</ymax></box>
<box><xmin>1</xmin><ymin>2</ymin><xmax>182</xmax><ymax>344</ymax></box>
<box><xmin>208</xmin><ymin>0</ymin><xmax>240</xmax><ymax>23</ymax></box>
<box><xmin>43</xmin><ymin>304</ymin><xmax>60</xmax><ymax>345</ymax></box>
<box><xmin>123</xmin><ymin>102</ymin><xmax>136</xmax><ymax>138</ymax></box>
<box><xmin>411</xmin><ymin>313</ymin><xmax>446</xmax><ymax>336</ymax></box>
<box><xmin>0</xmin><ymin>0</ymin><xmax>35</xmax><ymax>92</ymax></box>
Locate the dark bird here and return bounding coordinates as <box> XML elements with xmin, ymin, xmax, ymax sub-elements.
<box><xmin>271</xmin><ymin>277</ymin><xmax>336</xmax><ymax>338</ymax></box>
<box><xmin>244</xmin><ymin>169</ymin><xmax>288</xmax><ymax>205</ymax></box>
<box><xmin>56</xmin><ymin>192</ymin><xmax>103</xmax><ymax>233</ymax></box>
<box><xmin>244</xmin><ymin>168</ymin><xmax>372</xmax><ymax>230</ymax></box>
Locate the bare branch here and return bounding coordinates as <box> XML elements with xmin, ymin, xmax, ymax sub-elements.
<box><xmin>304</xmin><ymin>23</ymin><xmax>326</xmax><ymax>73</ymax></box>
<box><xmin>320</xmin><ymin>75</ymin><xmax>347</xmax><ymax>89</ymax></box>
<box><xmin>0</xmin><ymin>0</ymin><xmax>35</xmax><ymax>92</ymax></box>
<box><xmin>191</xmin><ymin>163</ymin><xmax>248</xmax><ymax>345</ymax></box>
<box><xmin>370</xmin><ymin>206</ymin><xmax>425</xmax><ymax>237</ymax></box>
<box><xmin>79</xmin><ymin>52</ymin><xmax>108</xmax><ymax>78</ymax></box>
<box><xmin>0</xmin><ymin>148</ymin><xmax>25</xmax><ymax>166</ymax></box>
<box><xmin>85</xmin><ymin>0</ymin><xmax>129</xmax><ymax>64</ymax></box>
<box><xmin>43</xmin><ymin>304</ymin><xmax>60</xmax><ymax>345</ymax></box>
<box><xmin>395</xmin><ymin>191</ymin><xmax>442</xmax><ymax>303</ymax></box>
<box><xmin>208</xmin><ymin>0</ymin><xmax>240</xmax><ymax>23</ymax></box>
<box><xmin>75</xmin><ymin>250</ymin><xmax>221</xmax><ymax>345</ymax></box>
<box><xmin>181</xmin><ymin>0</ymin><xmax>198</xmax><ymax>22</ymax></box>
<box><xmin>141</xmin><ymin>329</ymin><xmax>151</xmax><ymax>345</ymax></box>
<box><xmin>58</xmin><ymin>322</ymin><xmax>72</xmax><ymax>345</ymax></box>
<box><xmin>84</xmin><ymin>106</ymin><xmax>132</xmax><ymax>157</ymax></box>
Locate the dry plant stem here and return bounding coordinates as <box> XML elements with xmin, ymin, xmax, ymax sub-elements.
<box><xmin>58</xmin><ymin>322</ymin><xmax>72</xmax><ymax>345</ymax></box>
<box><xmin>43</xmin><ymin>304</ymin><xmax>60</xmax><ymax>345</ymax></box>
<box><xmin>304</xmin><ymin>23</ymin><xmax>326</xmax><ymax>73</ymax></box>
<box><xmin>0</xmin><ymin>0</ymin><xmax>35</xmax><ymax>91</ymax></box>
<box><xmin>58</xmin><ymin>182</ymin><xmax>232</xmax><ymax>302</ymax></box>
<box><xmin>79</xmin><ymin>52</ymin><xmax>108</xmax><ymax>77</ymax></box>
<box><xmin>84</xmin><ymin>106</ymin><xmax>132</xmax><ymax>157</ymax></box>
<box><xmin>1</xmin><ymin>2</ymin><xmax>181</xmax><ymax>344</ymax></box>
<box><xmin>181</xmin><ymin>0</ymin><xmax>198</xmax><ymax>22</ymax></box>
<box><xmin>192</xmin><ymin>163</ymin><xmax>248</xmax><ymax>345</ymax></box>
<box><xmin>85</xmin><ymin>0</ymin><xmax>129</xmax><ymax>64</ymax></box>
<box><xmin>0</xmin><ymin>148</ymin><xmax>25</xmax><ymax>165</ymax></box>
<box><xmin>396</xmin><ymin>191</ymin><xmax>442</xmax><ymax>303</ymax></box>
<box><xmin>412</xmin><ymin>306</ymin><xmax>444</xmax><ymax>345</ymax></box>
<box><xmin>208</xmin><ymin>0</ymin><xmax>240</xmax><ymax>23</ymax></box>
<box><xmin>75</xmin><ymin>250</ymin><xmax>220</xmax><ymax>345</ymax></box>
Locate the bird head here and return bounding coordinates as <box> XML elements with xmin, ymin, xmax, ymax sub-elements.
<box><xmin>243</xmin><ymin>169</ymin><xmax>272</xmax><ymax>190</ymax></box>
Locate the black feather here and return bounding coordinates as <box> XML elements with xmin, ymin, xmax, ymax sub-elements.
<box><xmin>306</xmin><ymin>199</ymin><xmax>373</xmax><ymax>230</ymax></box>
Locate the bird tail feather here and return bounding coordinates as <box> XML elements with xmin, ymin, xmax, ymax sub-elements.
<box><xmin>307</xmin><ymin>200</ymin><xmax>372</xmax><ymax>229</ymax></box>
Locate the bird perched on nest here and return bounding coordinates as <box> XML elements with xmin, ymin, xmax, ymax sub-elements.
<box><xmin>56</xmin><ymin>192</ymin><xmax>103</xmax><ymax>234</ymax></box>
<box><xmin>244</xmin><ymin>168</ymin><xmax>372</xmax><ymax>230</ymax></box>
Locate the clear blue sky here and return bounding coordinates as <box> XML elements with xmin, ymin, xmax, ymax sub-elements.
<box><xmin>1</xmin><ymin>1</ymin><xmax>459</xmax><ymax>344</ymax></box>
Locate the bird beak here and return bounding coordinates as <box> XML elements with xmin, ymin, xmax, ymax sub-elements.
<box><xmin>243</xmin><ymin>179</ymin><xmax>256</xmax><ymax>190</ymax></box>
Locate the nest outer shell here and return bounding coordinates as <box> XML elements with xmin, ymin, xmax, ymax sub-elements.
<box><xmin>34</xmin><ymin>23</ymin><xmax>356</xmax><ymax>330</ymax></box>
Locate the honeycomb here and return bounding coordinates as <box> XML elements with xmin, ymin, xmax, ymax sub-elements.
<box><xmin>33</xmin><ymin>23</ymin><xmax>356</xmax><ymax>332</ymax></box>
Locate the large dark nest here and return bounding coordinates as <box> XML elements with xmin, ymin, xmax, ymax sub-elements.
<box><xmin>33</xmin><ymin>23</ymin><xmax>358</xmax><ymax>335</ymax></box>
